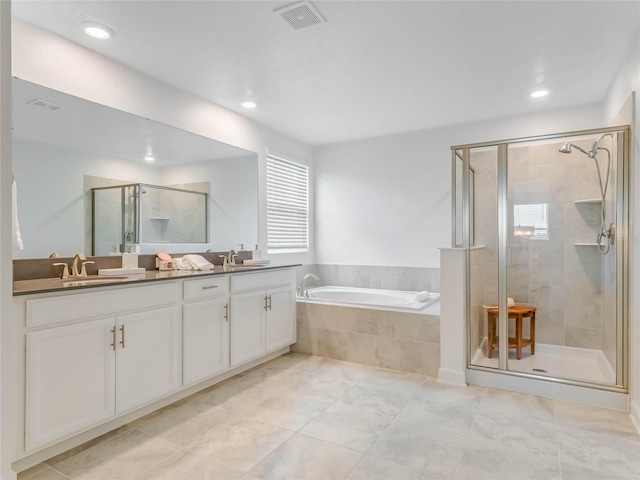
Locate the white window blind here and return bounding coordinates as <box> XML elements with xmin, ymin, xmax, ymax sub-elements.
<box><xmin>513</xmin><ymin>203</ymin><xmax>549</xmax><ymax>239</ymax></box>
<box><xmin>266</xmin><ymin>154</ymin><xmax>309</xmax><ymax>253</ymax></box>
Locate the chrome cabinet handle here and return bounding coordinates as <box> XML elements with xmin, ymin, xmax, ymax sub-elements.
<box><xmin>202</xmin><ymin>285</ymin><xmax>218</xmax><ymax>290</ymax></box>
<box><xmin>264</xmin><ymin>295</ymin><xmax>268</xmax><ymax>311</ymax></box>
<box><xmin>110</xmin><ymin>327</ymin><xmax>116</xmax><ymax>351</ymax></box>
<box><xmin>268</xmin><ymin>295</ymin><xmax>272</xmax><ymax>311</ymax></box>
<box><xmin>224</xmin><ymin>303</ymin><xmax>229</xmax><ymax>322</ymax></box>
<box><xmin>119</xmin><ymin>325</ymin><xmax>126</xmax><ymax>349</ymax></box>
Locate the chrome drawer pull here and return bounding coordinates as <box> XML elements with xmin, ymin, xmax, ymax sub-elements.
<box><xmin>202</xmin><ymin>285</ymin><xmax>218</xmax><ymax>290</ymax></box>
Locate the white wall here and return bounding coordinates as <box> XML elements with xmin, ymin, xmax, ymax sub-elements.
<box><xmin>11</xmin><ymin>20</ymin><xmax>315</xmax><ymax>267</ymax></box>
<box><xmin>603</xmin><ymin>28</ymin><xmax>640</xmax><ymax>430</ymax></box>
<box><xmin>314</xmin><ymin>103</ymin><xmax>603</xmax><ymax>268</ymax></box>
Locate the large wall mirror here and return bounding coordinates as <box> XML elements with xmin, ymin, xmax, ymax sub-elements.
<box><xmin>12</xmin><ymin>79</ymin><xmax>258</xmax><ymax>259</ymax></box>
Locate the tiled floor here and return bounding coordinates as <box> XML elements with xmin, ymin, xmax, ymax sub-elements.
<box><xmin>18</xmin><ymin>353</ymin><xmax>640</xmax><ymax>480</ymax></box>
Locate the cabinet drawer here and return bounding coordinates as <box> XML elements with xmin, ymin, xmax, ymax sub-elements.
<box><xmin>26</xmin><ymin>283</ymin><xmax>179</xmax><ymax>328</ymax></box>
<box><xmin>183</xmin><ymin>276</ymin><xmax>228</xmax><ymax>301</ymax></box>
<box><xmin>230</xmin><ymin>269</ymin><xmax>293</xmax><ymax>293</ymax></box>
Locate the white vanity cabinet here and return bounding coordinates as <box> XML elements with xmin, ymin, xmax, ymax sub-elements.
<box><xmin>25</xmin><ymin>317</ymin><xmax>116</xmax><ymax>452</ymax></box>
<box><xmin>229</xmin><ymin>269</ymin><xmax>296</xmax><ymax>367</ymax></box>
<box><xmin>21</xmin><ymin>283</ymin><xmax>180</xmax><ymax>452</ymax></box>
<box><xmin>14</xmin><ymin>266</ymin><xmax>298</xmax><ymax>467</ymax></box>
<box><xmin>182</xmin><ymin>277</ymin><xmax>230</xmax><ymax>386</ymax></box>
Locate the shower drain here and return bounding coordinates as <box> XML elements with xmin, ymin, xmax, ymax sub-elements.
<box><xmin>532</xmin><ymin>368</ymin><xmax>547</xmax><ymax>373</ymax></box>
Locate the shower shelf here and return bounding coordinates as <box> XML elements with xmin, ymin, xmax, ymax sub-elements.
<box><xmin>574</xmin><ymin>199</ymin><xmax>602</xmax><ymax>204</ymax></box>
<box><xmin>574</xmin><ymin>243</ymin><xmax>599</xmax><ymax>247</ymax></box>
<box><xmin>149</xmin><ymin>217</ymin><xmax>170</xmax><ymax>220</ymax></box>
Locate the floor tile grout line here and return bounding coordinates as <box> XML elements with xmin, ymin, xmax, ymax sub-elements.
<box><xmin>451</xmin><ymin>387</ymin><xmax>485</xmax><ymax>480</ymax></box>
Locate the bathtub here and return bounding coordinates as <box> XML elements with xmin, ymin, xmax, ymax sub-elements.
<box><xmin>298</xmin><ymin>285</ymin><xmax>440</xmax><ymax>312</ymax></box>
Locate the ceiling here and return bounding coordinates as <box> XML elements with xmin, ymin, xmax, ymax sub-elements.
<box><xmin>11</xmin><ymin>1</ymin><xmax>640</xmax><ymax>146</ymax></box>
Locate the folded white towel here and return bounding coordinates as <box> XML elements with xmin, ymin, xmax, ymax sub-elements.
<box><xmin>508</xmin><ymin>297</ymin><xmax>515</xmax><ymax>307</ymax></box>
<box><xmin>414</xmin><ymin>291</ymin><xmax>431</xmax><ymax>302</ymax></box>
<box><xmin>12</xmin><ymin>179</ymin><xmax>23</xmax><ymax>251</ymax></box>
<box><xmin>175</xmin><ymin>254</ymin><xmax>214</xmax><ymax>271</ymax></box>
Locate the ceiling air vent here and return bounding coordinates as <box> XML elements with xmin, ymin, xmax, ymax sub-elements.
<box><xmin>27</xmin><ymin>98</ymin><xmax>65</xmax><ymax>111</ymax></box>
<box><xmin>274</xmin><ymin>1</ymin><xmax>326</xmax><ymax>31</ymax></box>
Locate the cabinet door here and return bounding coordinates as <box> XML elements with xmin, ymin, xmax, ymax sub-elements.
<box><xmin>265</xmin><ymin>285</ymin><xmax>296</xmax><ymax>352</ymax></box>
<box><xmin>229</xmin><ymin>291</ymin><xmax>266</xmax><ymax>366</ymax></box>
<box><xmin>183</xmin><ymin>298</ymin><xmax>229</xmax><ymax>386</ymax></box>
<box><xmin>25</xmin><ymin>318</ymin><xmax>116</xmax><ymax>451</ymax></box>
<box><xmin>116</xmin><ymin>306</ymin><xmax>181</xmax><ymax>414</ymax></box>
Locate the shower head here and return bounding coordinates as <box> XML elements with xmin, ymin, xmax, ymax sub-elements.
<box><xmin>559</xmin><ymin>133</ymin><xmax>614</xmax><ymax>158</ymax></box>
<box><xmin>559</xmin><ymin>142</ymin><xmax>572</xmax><ymax>154</ymax></box>
<box><xmin>558</xmin><ymin>142</ymin><xmax>590</xmax><ymax>157</ymax></box>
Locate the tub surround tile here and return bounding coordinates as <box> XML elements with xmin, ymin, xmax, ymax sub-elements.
<box><xmin>338</xmin><ymin>265</ymin><xmax>383</xmax><ymax>289</ymax></box>
<box><xmin>314</xmin><ymin>264</ymin><xmax>339</xmax><ymax>286</ymax></box>
<box><xmin>297</xmin><ymin>301</ymin><xmax>440</xmax><ymax>376</ymax></box>
<box><xmin>245</xmin><ymin>433</ymin><xmax>363</xmax><ymax>480</ymax></box>
<box><xmin>381</xmin><ymin>266</ymin><xmax>431</xmax><ymax>292</ymax></box>
<box><xmin>373</xmin><ymin>336</ymin><xmax>440</xmax><ymax>376</ymax></box>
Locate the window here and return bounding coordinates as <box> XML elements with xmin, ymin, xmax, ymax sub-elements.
<box><xmin>513</xmin><ymin>203</ymin><xmax>549</xmax><ymax>239</ymax></box>
<box><xmin>266</xmin><ymin>154</ymin><xmax>309</xmax><ymax>253</ymax></box>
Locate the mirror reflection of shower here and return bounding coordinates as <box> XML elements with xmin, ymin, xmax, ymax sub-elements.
<box><xmin>559</xmin><ymin>133</ymin><xmax>614</xmax><ymax>254</ymax></box>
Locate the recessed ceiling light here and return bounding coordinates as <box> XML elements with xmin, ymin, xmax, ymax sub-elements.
<box><xmin>144</xmin><ymin>155</ymin><xmax>155</xmax><ymax>162</ymax></box>
<box><xmin>531</xmin><ymin>89</ymin><xmax>549</xmax><ymax>98</ymax></box>
<box><xmin>241</xmin><ymin>100</ymin><xmax>257</xmax><ymax>109</ymax></box>
<box><xmin>82</xmin><ymin>22</ymin><xmax>114</xmax><ymax>40</ymax></box>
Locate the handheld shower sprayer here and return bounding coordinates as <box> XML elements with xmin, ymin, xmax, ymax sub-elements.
<box><xmin>558</xmin><ymin>133</ymin><xmax>614</xmax><ymax>254</ymax></box>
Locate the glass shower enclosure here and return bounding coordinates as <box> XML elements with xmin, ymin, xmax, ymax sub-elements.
<box><xmin>452</xmin><ymin>126</ymin><xmax>629</xmax><ymax>391</ymax></box>
<box><xmin>92</xmin><ymin>183</ymin><xmax>208</xmax><ymax>255</ymax></box>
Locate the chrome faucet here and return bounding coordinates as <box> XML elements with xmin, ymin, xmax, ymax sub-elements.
<box><xmin>227</xmin><ymin>249</ymin><xmax>238</xmax><ymax>266</ymax></box>
<box><xmin>297</xmin><ymin>273</ymin><xmax>320</xmax><ymax>298</ymax></box>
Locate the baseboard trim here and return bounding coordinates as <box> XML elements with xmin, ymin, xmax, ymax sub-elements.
<box><xmin>437</xmin><ymin>367</ymin><xmax>467</xmax><ymax>386</ymax></box>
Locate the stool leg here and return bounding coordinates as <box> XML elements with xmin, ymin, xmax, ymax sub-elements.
<box><xmin>487</xmin><ymin>313</ymin><xmax>494</xmax><ymax>359</ymax></box>
<box><xmin>531</xmin><ymin>312</ymin><xmax>535</xmax><ymax>355</ymax></box>
<box><xmin>516</xmin><ymin>315</ymin><xmax>522</xmax><ymax>360</ymax></box>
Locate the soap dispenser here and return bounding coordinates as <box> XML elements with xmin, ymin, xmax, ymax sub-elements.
<box><xmin>252</xmin><ymin>244</ymin><xmax>262</xmax><ymax>260</ymax></box>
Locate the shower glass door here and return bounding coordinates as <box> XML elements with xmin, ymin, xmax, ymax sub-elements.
<box><xmin>455</xmin><ymin>127</ymin><xmax>628</xmax><ymax>390</ymax></box>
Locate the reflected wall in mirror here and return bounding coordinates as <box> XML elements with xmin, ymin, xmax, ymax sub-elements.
<box><xmin>12</xmin><ymin>79</ymin><xmax>258</xmax><ymax>259</ymax></box>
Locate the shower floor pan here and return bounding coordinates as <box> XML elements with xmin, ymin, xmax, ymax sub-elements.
<box><xmin>471</xmin><ymin>341</ymin><xmax>615</xmax><ymax>385</ymax></box>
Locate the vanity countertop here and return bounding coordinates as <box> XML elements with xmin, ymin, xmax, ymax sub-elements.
<box><xmin>14</xmin><ymin>264</ymin><xmax>301</xmax><ymax>296</ymax></box>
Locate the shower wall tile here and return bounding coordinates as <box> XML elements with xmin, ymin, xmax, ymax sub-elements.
<box><xmin>564</xmin><ymin>264</ymin><xmax>602</xmax><ymax>330</ymax></box>
<box><xmin>565</xmin><ymin>326</ymin><xmax>603</xmax><ymax>350</ymax></box>
<box><xmin>529</xmin><ymin>284</ymin><xmax>565</xmax><ymax>345</ymax></box>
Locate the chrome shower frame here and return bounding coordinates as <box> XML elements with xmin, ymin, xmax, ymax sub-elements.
<box><xmin>451</xmin><ymin>125</ymin><xmax>630</xmax><ymax>393</ymax></box>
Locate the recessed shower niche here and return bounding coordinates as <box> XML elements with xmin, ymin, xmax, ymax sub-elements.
<box><xmin>92</xmin><ymin>183</ymin><xmax>208</xmax><ymax>255</ymax></box>
<box><xmin>453</xmin><ymin>125</ymin><xmax>629</xmax><ymax>391</ymax></box>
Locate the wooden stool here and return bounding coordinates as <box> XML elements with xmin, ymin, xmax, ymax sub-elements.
<box><xmin>486</xmin><ymin>305</ymin><xmax>536</xmax><ymax>360</ymax></box>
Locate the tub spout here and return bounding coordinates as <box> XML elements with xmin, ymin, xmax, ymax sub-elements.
<box><xmin>298</xmin><ymin>273</ymin><xmax>320</xmax><ymax>298</ymax></box>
